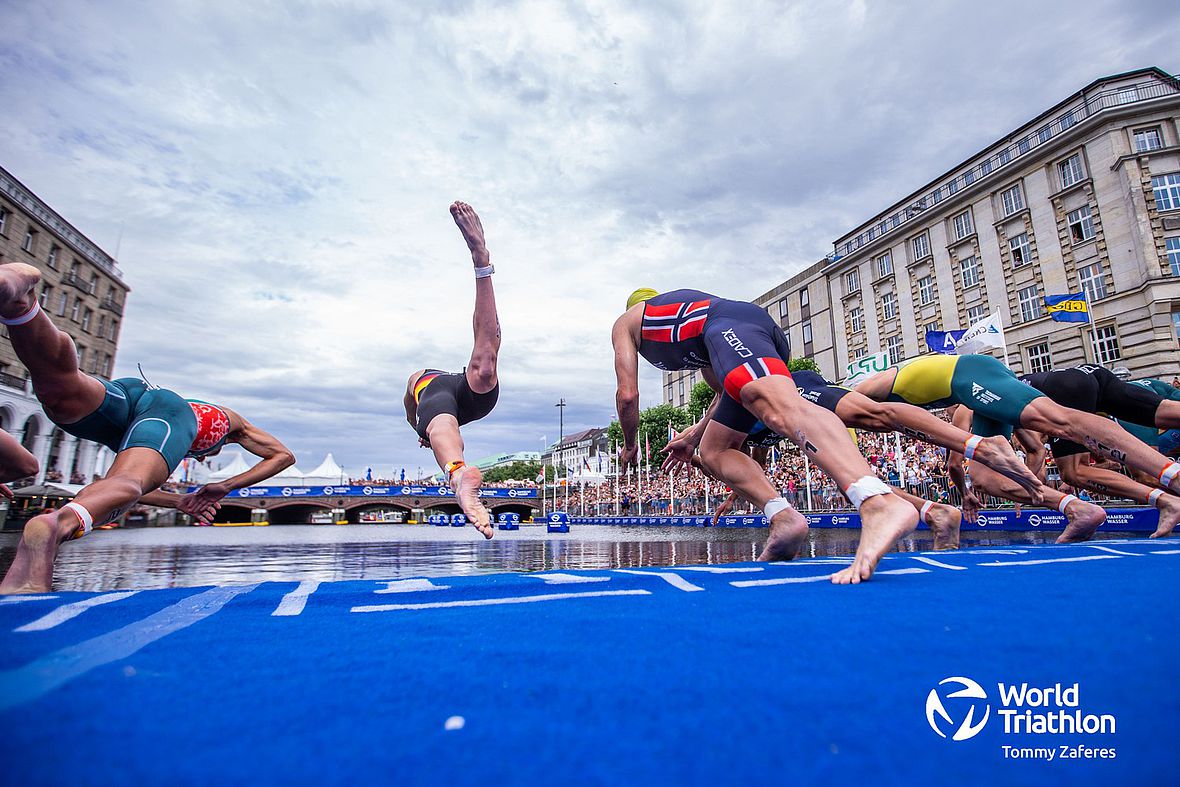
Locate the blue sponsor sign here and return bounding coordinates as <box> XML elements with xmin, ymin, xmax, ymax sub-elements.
<box><xmin>221</xmin><ymin>485</ymin><xmax>538</xmax><ymax>499</ymax></box>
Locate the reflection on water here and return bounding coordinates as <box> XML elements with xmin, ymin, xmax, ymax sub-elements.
<box><xmin>0</xmin><ymin>524</ymin><xmax>1096</xmax><ymax>592</ymax></box>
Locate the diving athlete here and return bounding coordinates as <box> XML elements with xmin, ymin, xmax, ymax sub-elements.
<box><xmin>404</xmin><ymin>202</ymin><xmax>500</xmax><ymax>539</ymax></box>
<box><xmin>614</xmin><ymin>288</ymin><xmax>917</xmax><ymax>584</ymax></box>
<box><xmin>0</xmin><ymin>263</ymin><xmax>295</xmax><ymax>594</ymax></box>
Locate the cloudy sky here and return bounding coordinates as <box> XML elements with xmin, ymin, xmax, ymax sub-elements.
<box><xmin>2</xmin><ymin>0</ymin><xmax>1177</xmax><ymax>479</ymax></box>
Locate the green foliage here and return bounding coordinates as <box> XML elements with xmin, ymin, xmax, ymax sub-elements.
<box><xmin>688</xmin><ymin>380</ymin><xmax>714</xmax><ymax>420</ymax></box>
<box><xmin>788</xmin><ymin>357</ymin><xmax>821</xmax><ymax>374</ymax></box>
<box><xmin>482</xmin><ymin>461</ymin><xmax>542</xmax><ymax>483</ymax></box>
<box><xmin>607</xmin><ymin>403</ymin><xmax>693</xmax><ymax>461</ymax></box>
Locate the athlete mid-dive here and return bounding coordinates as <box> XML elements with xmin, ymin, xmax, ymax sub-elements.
<box><xmin>0</xmin><ymin>263</ymin><xmax>295</xmax><ymax>593</ymax></box>
<box><xmin>614</xmin><ymin>288</ymin><xmax>917</xmax><ymax>584</ymax></box>
<box><xmin>404</xmin><ymin>202</ymin><xmax>500</xmax><ymax>539</ymax></box>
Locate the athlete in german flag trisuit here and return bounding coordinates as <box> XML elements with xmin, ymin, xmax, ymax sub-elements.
<box><xmin>613</xmin><ymin>288</ymin><xmax>918</xmax><ymax>584</ymax></box>
<box><xmin>404</xmin><ymin>202</ymin><xmax>500</xmax><ymax>539</ymax></box>
<box><xmin>0</xmin><ymin>263</ymin><xmax>296</xmax><ymax>594</ymax></box>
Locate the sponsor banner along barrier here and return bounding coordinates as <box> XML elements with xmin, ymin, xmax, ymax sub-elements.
<box><xmin>210</xmin><ymin>485</ymin><xmax>539</xmax><ymax>500</ymax></box>
<box><xmin>564</xmin><ymin>507</ymin><xmax>1157</xmax><ymax>531</ymax></box>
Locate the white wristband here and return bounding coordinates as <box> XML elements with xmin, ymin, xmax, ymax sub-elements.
<box><xmin>0</xmin><ymin>300</ymin><xmax>40</xmax><ymax>326</ymax></box>
<box><xmin>1148</xmin><ymin>489</ymin><xmax>1164</xmax><ymax>506</ymax></box>
<box><xmin>963</xmin><ymin>435</ymin><xmax>983</xmax><ymax>461</ymax></box>
<box><xmin>474</xmin><ymin>264</ymin><xmax>495</xmax><ymax>279</ymax></box>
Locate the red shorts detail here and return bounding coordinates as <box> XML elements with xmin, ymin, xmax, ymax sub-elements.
<box><xmin>722</xmin><ymin>357</ymin><xmax>792</xmax><ymax>400</ymax></box>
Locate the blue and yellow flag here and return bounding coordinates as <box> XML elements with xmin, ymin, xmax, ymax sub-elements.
<box><xmin>1044</xmin><ymin>292</ymin><xmax>1091</xmax><ymax>323</ymax></box>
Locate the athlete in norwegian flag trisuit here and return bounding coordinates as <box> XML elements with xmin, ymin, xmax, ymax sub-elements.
<box><xmin>613</xmin><ymin>288</ymin><xmax>918</xmax><ymax>584</ymax></box>
<box><xmin>1014</xmin><ymin>365</ymin><xmax>1180</xmax><ymax>538</ymax></box>
<box><xmin>853</xmin><ymin>354</ymin><xmax>1180</xmax><ymax>542</ymax></box>
<box><xmin>403</xmin><ymin>202</ymin><xmax>499</xmax><ymax>540</ymax></box>
<box><xmin>0</xmin><ymin>263</ymin><xmax>295</xmax><ymax>594</ymax></box>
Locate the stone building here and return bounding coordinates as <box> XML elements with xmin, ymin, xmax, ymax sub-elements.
<box><xmin>665</xmin><ymin>66</ymin><xmax>1180</xmax><ymax>405</ymax></box>
<box><xmin>0</xmin><ymin>165</ymin><xmax>130</xmax><ymax>483</ymax></box>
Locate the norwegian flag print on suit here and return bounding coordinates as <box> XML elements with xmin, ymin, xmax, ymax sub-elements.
<box><xmin>187</xmin><ymin>402</ymin><xmax>232</xmax><ymax>456</ymax></box>
<box><xmin>641</xmin><ymin>298</ymin><xmax>711</xmax><ymax>344</ymax></box>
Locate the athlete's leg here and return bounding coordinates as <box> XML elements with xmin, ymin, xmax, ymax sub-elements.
<box><xmin>698</xmin><ymin>420</ymin><xmax>808</xmax><ymax>561</ymax></box>
<box><xmin>0</xmin><ymin>448</ymin><xmax>168</xmax><ymax>594</ymax></box>
<box><xmin>1157</xmin><ymin>401</ymin><xmax>1180</xmax><ymax>429</ymax></box>
<box><xmin>1020</xmin><ymin>398</ymin><xmax>1180</xmax><ymax>495</ymax></box>
<box><xmin>966</xmin><ymin>461</ymin><xmax>1106</xmax><ymax>543</ymax></box>
<box><xmin>423</xmin><ymin>413</ymin><xmax>492</xmax><ymax>539</ymax></box>
<box><xmin>738</xmin><ymin>376</ymin><xmax>917</xmax><ymax>583</ymax></box>
<box><xmin>0</xmin><ymin>264</ymin><xmax>105</xmax><ymax>422</ymax></box>
<box><xmin>1055</xmin><ymin>454</ymin><xmax>1180</xmax><ymax>538</ymax></box>
<box><xmin>451</xmin><ymin>202</ymin><xmax>500</xmax><ymax>395</ymax></box>
<box><xmin>889</xmin><ymin>484</ymin><xmax>961</xmax><ymax>550</ymax></box>
<box><xmin>835</xmin><ymin>393</ymin><xmax>1041</xmax><ymax>499</ymax></box>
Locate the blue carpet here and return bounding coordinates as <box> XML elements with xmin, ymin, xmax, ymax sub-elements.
<box><xmin>1</xmin><ymin>540</ymin><xmax>1176</xmax><ymax>786</ymax></box>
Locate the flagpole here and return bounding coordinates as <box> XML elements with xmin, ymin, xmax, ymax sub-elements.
<box><xmin>1080</xmin><ymin>286</ymin><xmax>1093</xmax><ymax>361</ymax></box>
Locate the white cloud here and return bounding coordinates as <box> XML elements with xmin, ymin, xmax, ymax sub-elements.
<box><xmin>1</xmin><ymin>0</ymin><xmax>1176</xmax><ymax>474</ymax></box>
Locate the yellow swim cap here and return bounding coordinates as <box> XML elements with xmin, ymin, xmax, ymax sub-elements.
<box><xmin>627</xmin><ymin>288</ymin><xmax>659</xmax><ymax>310</ymax></box>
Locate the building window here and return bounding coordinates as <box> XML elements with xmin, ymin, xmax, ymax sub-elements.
<box><xmin>76</xmin><ymin>346</ymin><xmax>86</xmax><ymax>368</ymax></box>
<box><xmin>912</xmin><ymin>233</ymin><xmax>930</xmax><ymax>260</ymax></box>
<box><xmin>98</xmin><ymin>314</ymin><xmax>107</xmax><ymax>337</ymax></box>
<box><xmin>875</xmin><ymin>251</ymin><xmax>893</xmax><ymax>278</ymax></box>
<box><xmin>21</xmin><ymin>228</ymin><xmax>36</xmax><ymax>253</ymax></box>
<box><xmin>47</xmin><ymin>244</ymin><xmax>59</xmax><ymax>269</ymax></box>
<box><xmin>960</xmin><ymin>255</ymin><xmax>980</xmax><ymax>287</ymax></box>
<box><xmin>0</xmin><ymin>207</ymin><xmax>7</xmax><ymax>235</ymax></box>
<box><xmin>854</xmin><ymin>347</ymin><xmax>868</xmax><ymax>360</ymax></box>
<box><xmin>952</xmin><ymin>210</ymin><xmax>974</xmax><ymax>240</ymax></box>
<box><xmin>802</xmin><ymin>321</ymin><xmax>813</xmax><ymax>344</ymax></box>
<box><xmin>56</xmin><ymin>292</ymin><xmax>68</xmax><ymax>316</ymax></box>
<box><xmin>1152</xmin><ymin>173</ymin><xmax>1180</xmax><ymax>212</ymax></box>
<box><xmin>1167</xmin><ymin>237</ymin><xmax>1180</xmax><ymax>276</ymax></box>
<box><xmin>679</xmin><ymin>379</ymin><xmax>685</xmax><ymax>398</ymax></box>
<box><xmin>1116</xmin><ymin>87</ymin><xmax>1138</xmax><ymax>105</ymax></box>
<box><xmin>800</xmin><ymin>286</ymin><xmax>809</xmax><ymax>308</ymax></box>
<box><xmin>1173</xmin><ymin>310</ymin><xmax>1180</xmax><ymax>343</ymax></box>
<box><xmin>850</xmin><ymin>307</ymin><xmax>864</xmax><ymax>333</ymax></box>
<box><xmin>1067</xmin><ymin>205</ymin><xmax>1095</xmax><ymax>243</ymax></box>
<box><xmin>1027</xmin><ymin>342</ymin><xmax>1052</xmax><ymax>374</ymax></box>
<box><xmin>1037</xmin><ymin>125</ymin><xmax>1052</xmax><ymax>145</ymax></box>
<box><xmin>101</xmin><ymin>354</ymin><xmax>112</xmax><ymax>378</ymax></box>
<box><xmin>1078</xmin><ymin>262</ymin><xmax>1107</xmax><ymax>301</ymax></box>
<box><xmin>1017</xmin><ymin>284</ymin><xmax>1043</xmax><ymax>322</ymax></box>
<box><xmin>918</xmin><ymin>275</ymin><xmax>935</xmax><ymax>305</ymax></box>
<box><xmin>70</xmin><ymin>298</ymin><xmax>81</xmax><ymax>322</ymax></box>
<box><xmin>1000</xmin><ymin>184</ymin><xmax>1024</xmax><ymax>216</ymax></box>
<box><xmin>967</xmin><ymin>304</ymin><xmax>988</xmax><ymax>324</ymax></box>
<box><xmin>1061</xmin><ymin>110</ymin><xmax>1076</xmax><ymax>129</ymax></box>
<box><xmin>1091</xmin><ymin>324</ymin><xmax>1121</xmax><ymax>364</ymax></box>
<box><xmin>39</xmin><ymin>285</ymin><xmax>52</xmax><ymax>308</ymax></box>
<box><xmin>778</xmin><ymin>299</ymin><xmax>789</xmax><ymax>319</ymax></box>
<box><xmin>1058</xmin><ymin>154</ymin><xmax>1084</xmax><ymax>188</ymax></box>
<box><xmin>886</xmin><ymin>335</ymin><xmax>904</xmax><ymax>365</ymax></box>
<box><xmin>845</xmin><ymin>269</ymin><xmax>860</xmax><ymax>294</ymax></box>
<box><xmin>81</xmin><ymin>308</ymin><xmax>93</xmax><ymax>332</ymax></box>
<box><xmin>882</xmin><ymin>292</ymin><xmax>898</xmax><ymax>319</ymax></box>
<box><xmin>109</xmin><ymin>320</ymin><xmax>119</xmax><ymax>341</ymax></box>
<box><xmin>1134</xmin><ymin>127</ymin><xmax>1163</xmax><ymax>153</ymax></box>
<box><xmin>1017</xmin><ymin>137</ymin><xmax>1030</xmax><ymax>156</ymax></box>
<box><xmin>999</xmin><ymin>148</ymin><xmax>1012</xmax><ymax>166</ymax></box>
<box><xmin>1009</xmin><ymin>233</ymin><xmax>1032</xmax><ymax>267</ymax></box>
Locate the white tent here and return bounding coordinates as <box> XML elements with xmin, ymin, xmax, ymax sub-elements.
<box><xmin>570</xmin><ymin>471</ymin><xmax>608</xmax><ymax>485</ymax></box>
<box><xmin>206</xmin><ymin>454</ymin><xmax>252</xmax><ymax>482</ymax></box>
<box><xmin>267</xmin><ymin>463</ymin><xmax>306</xmax><ymax>485</ymax></box>
<box><xmin>303</xmin><ymin>453</ymin><xmax>346</xmax><ymax>485</ymax></box>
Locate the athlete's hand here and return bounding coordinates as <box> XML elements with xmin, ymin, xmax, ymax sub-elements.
<box><xmin>178</xmin><ymin>482</ymin><xmax>233</xmax><ymax>518</ymax></box>
<box><xmin>960</xmin><ymin>489</ymin><xmax>982</xmax><ymax>524</ymax></box>
<box><xmin>660</xmin><ymin>430</ymin><xmax>695</xmax><ymax>472</ymax></box>
<box><xmin>0</xmin><ymin>484</ymin><xmax>12</xmax><ymax>501</ymax></box>
<box><xmin>619</xmin><ymin>444</ymin><xmax>639</xmax><ymax>470</ymax></box>
<box><xmin>188</xmin><ymin>500</ymin><xmax>222</xmax><ymax>526</ymax></box>
<box><xmin>712</xmin><ymin>491</ymin><xmax>738</xmax><ymax>525</ymax></box>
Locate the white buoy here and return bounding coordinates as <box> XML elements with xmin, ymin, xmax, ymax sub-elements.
<box><xmin>444</xmin><ymin>715</ymin><xmax>465</xmax><ymax>731</ymax></box>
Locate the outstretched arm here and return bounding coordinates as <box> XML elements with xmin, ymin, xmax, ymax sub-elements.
<box><xmin>662</xmin><ymin>369</ymin><xmax>722</xmax><ymax>470</ymax></box>
<box><xmin>612</xmin><ymin>315</ymin><xmax>641</xmax><ymax>469</ymax></box>
<box><xmin>178</xmin><ymin>411</ymin><xmax>295</xmax><ymax>515</ymax></box>
<box><xmin>1015</xmin><ymin>429</ymin><xmax>1047</xmax><ymax>481</ymax></box>
<box><xmin>946</xmin><ymin>405</ymin><xmax>981</xmax><ymax>522</ymax></box>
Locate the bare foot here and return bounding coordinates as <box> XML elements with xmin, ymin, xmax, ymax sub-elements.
<box><xmin>0</xmin><ymin>515</ymin><xmax>61</xmax><ymax>594</ymax></box>
<box><xmin>832</xmin><ymin>494</ymin><xmax>918</xmax><ymax>584</ymax></box>
<box><xmin>451</xmin><ymin>465</ymin><xmax>493</xmax><ymax>539</ymax></box>
<box><xmin>0</xmin><ymin>263</ymin><xmax>42</xmax><ymax>319</ymax></box>
<box><xmin>975</xmin><ymin>436</ymin><xmax>1042</xmax><ymax>503</ymax></box>
<box><xmin>450</xmin><ymin>201</ymin><xmax>490</xmax><ymax>267</ymax></box>
<box><xmin>757</xmin><ymin>507</ymin><xmax>808</xmax><ymax>561</ymax></box>
<box><xmin>1150</xmin><ymin>491</ymin><xmax>1180</xmax><ymax>538</ymax></box>
<box><xmin>1055</xmin><ymin>499</ymin><xmax>1106</xmax><ymax>543</ymax></box>
<box><xmin>925</xmin><ymin>503</ymin><xmax>962</xmax><ymax>550</ymax></box>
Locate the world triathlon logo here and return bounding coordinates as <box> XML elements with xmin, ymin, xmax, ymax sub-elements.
<box><xmin>926</xmin><ymin>677</ymin><xmax>991</xmax><ymax>741</ymax></box>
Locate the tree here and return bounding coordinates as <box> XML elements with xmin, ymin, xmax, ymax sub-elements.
<box><xmin>688</xmin><ymin>380</ymin><xmax>714</xmax><ymax>420</ymax></box>
<box><xmin>607</xmin><ymin>403</ymin><xmax>693</xmax><ymax>463</ymax></box>
<box><xmin>482</xmin><ymin>461</ymin><xmax>543</xmax><ymax>484</ymax></box>
<box><xmin>788</xmin><ymin>357</ymin><xmax>821</xmax><ymax>374</ymax></box>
